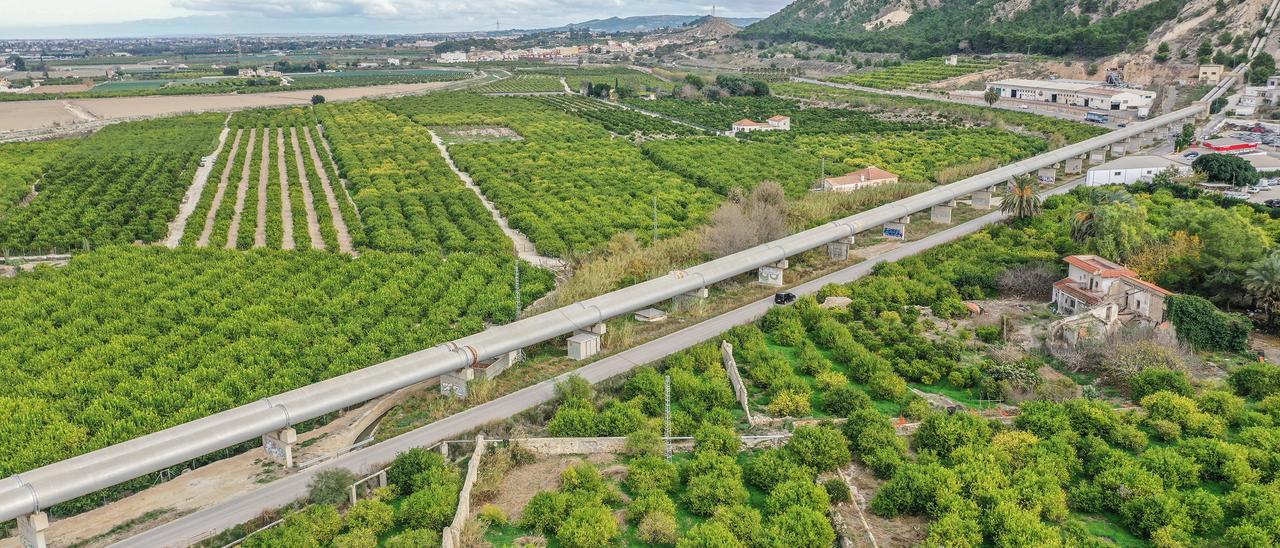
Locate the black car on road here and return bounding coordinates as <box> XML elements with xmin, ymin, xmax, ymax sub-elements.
<box><xmin>774</xmin><ymin>292</ymin><xmax>797</xmax><ymax>305</ymax></box>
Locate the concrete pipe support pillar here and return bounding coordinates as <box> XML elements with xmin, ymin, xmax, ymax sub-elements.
<box><xmin>1111</xmin><ymin>140</ymin><xmax>1127</xmax><ymax>156</ymax></box>
<box><xmin>1089</xmin><ymin>148</ymin><xmax>1108</xmax><ymax>165</ymax></box>
<box><xmin>1065</xmin><ymin>156</ymin><xmax>1084</xmax><ymax>174</ymax></box>
<box><xmin>262</xmin><ymin>427</ymin><xmax>298</xmax><ymax>468</ymax></box>
<box><xmin>568</xmin><ymin>322</ymin><xmax>606</xmax><ymax>361</ymax></box>
<box><xmin>17</xmin><ymin>512</ymin><xmax>48</xmax><ymax>548</ymax></box>
<box><xmin>757</xmin><ymin>259</ymin><xmax>789</xmax><ymax>287</ymax></box>
<box><xmin>827</xmin><ymin>236</ymin><xmax>855</xmax><ymax>261</ymax></box>
<box><xmin>931</xmin><ymin>201</ymin><xmax>955</xmax><ymax>224</ymax></box>
<box><xmin>1037</xmin><ymin>166</ymin><xmax>1057</xmax><ymax>184</ymax></box>
<box><xmin>971</xmin><ymin>189</ymin><xmax>994</xmax><ymax>210</ymax></box>
<box><xmin>673</xmin><ymin>287</ymin><xmax>709</xmax><ymax>310</ymax></box>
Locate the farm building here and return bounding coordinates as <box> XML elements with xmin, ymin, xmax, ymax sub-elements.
<box><xmin>1200</xmin><ymin>137</ymin><xmax>1259</xmax><ymax>153</ymax></box>
<box><xmin>1200</xmin><ymin>64</ymin><xmax>1226</xmax><ymax>84</ymax></box>
<box><xmin>1085</xmin><ymin>155</ymin><xmax>1190</xmax><ymax>186</ymax></box>
<box><xmin>1049</xmin><ymin>255</ymin><xmax>1173</xmax><ymax>345</ymax></box>
<box><xmin>987</xmin><ymin>78</ymin><xmax>1156</xmax><ymax>116</ymax></box>
<box><xmin>730</xmin><ymin>116</ymin><xmax>790</xmax><ymax>135</ymax></box>
<box><xmin>1242</xmin><ymin>152</ymin><xmax>1280</xmax><ymax>172</ymax></box>
<box><xmin>821</xmin><ymin>166</ymin><xmax>900</xmax><ymax>192</ymax></box>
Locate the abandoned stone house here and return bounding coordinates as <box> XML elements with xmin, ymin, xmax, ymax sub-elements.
<box><xmin>1049</xmin><ymin>255</ymin><xmax>1173</xmax><ymax>346</ymax></box>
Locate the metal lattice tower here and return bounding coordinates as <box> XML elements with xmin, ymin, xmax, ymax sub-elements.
<box><xmin>664</xmin><ymin>374</ymin><xmax>672</xmax><ymax>460</ymax></box>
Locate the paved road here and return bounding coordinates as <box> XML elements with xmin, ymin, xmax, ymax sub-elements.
<box><xmin>115</xmin><ymin>177</ymin><xmax>1085</xmax><ymax>548</ymax></box>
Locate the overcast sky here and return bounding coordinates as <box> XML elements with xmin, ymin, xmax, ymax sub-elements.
<box><xmin>2</xmin><ymin>0</ymin><xmax>791</xmax><ymax>31</ymax></box>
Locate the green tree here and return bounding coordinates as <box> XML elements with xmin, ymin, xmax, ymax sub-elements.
<box><xmin>1193</xmin><ymin>154</ymin><xmax>1260</xmax><ymax>187</ymax></box>
<box><xmin>311</xmin><ymin>94</ymin><xmax>326</xmax><ymax>105</ymax></box>
<box><xmin>387</xmin><ymin>448</ymin><xmax>448</xmax><ymax>491</ymax></box>
<box><xmin>694</xmin><ymin>423</ymin><xmax>742</xmax><ymax>456</ymax></box>
<box><xmin>1155</xmin><ymin>42</ymin><xmax>1171</xmax><ymax>63</ymax></box>
<box><xmin>1249</xmin><ymin>52</ymin><xmax>1276</xmax><ymax>85</ymax></box>
<box><xmin>786</xmin><ymin>425</ymin><xmax>851</xmax><ymax>472</ymax></box>
<box><xmin>1246</xmin><ymin>252</ymin><xmax>1280</xmax><ymax>325</ymax></box>
<box><xmin>556</xmin><ymin>504</ymin><xmax>619</xmax><ymax>548</ymax></box>
<box><xmin>5</xmin><ymin>55</ymin><xmax>24</xmax><ymax>71</ymax></box>
<box><xmin>765</xmin><ymin>479</ymin><xmax>831</xmax><ymax>515</ymax></box>
<box><xmin>984</xmin><ymin>88</ymin><xmax>1000</xmax><ymax>106</ymax></box>
<box><xmin>677</xmin><ymin>522</ymin><xmax>744</xmax><ymax>548</ymax></box>
<box><xmin>308</xmin><ymin>468</ymin><xmax>358</xmax><ymax>506</ymax></box>
<box><xmin>398</xmin><ymin>482</ymin><xmax>458</xmax><ymax>530</ymax></box>
<box><xmin>765</xmin><ymin>507</ymin><xmax>836</xmax><ymax>547</ymax></box>
<box><xmin>346</xmin><ymin>499</ymin><xmax>395</xmax><ymax>535</ymax></box>
<box><xmin>1002</xmin><ymin>175</ymin><xmax>1042</xmax><ymax>220</ymax></box>
<box><xmin>384</xmin><ymin>529</ymin><xmax>440</xmax><ymax>548</ymax></box>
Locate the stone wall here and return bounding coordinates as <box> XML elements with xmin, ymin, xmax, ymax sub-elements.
<box><xmin>721</xmin><ymin>341</ymin><xmax>754</xmax><ymax>424</ymax></box>
<box><xmin>441</xmin><ymin>433</ymin><xmax>485</xmax><ymax>548</ymax></box>
<box><xmin>510</xmin><ymin>435</ymin><xmax>788</xmax><ymax>457</ymax></box>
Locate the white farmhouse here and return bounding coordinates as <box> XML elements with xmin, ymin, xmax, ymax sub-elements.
<box><xmin>1086</xmin><ymin>155</ymin><xmax>1190</xmax><ymax>186</ymax></box>
<box><xmin>729</xmin><ymin>116</ymin><xmax>791</xmax><ymax>135</ymax></box>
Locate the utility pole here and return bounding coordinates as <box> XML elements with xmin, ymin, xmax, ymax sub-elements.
<box><xmin>514</xmin><ymin>261</ymin><xmax>522</xmax><ymax>320</ymax></box>
<box><xmin>664</xmin><ymin>374</ymin><xmax>672</xmax><ymax>460</ymax></box>
<box><xmin>652</xmin><ymin>195</ymin><xmax>658</xmax><ymax>245</ymax></box>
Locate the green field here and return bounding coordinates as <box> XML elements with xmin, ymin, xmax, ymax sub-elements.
<box><xmin>90</xmin><ymin>80</ymin><xmax>168</xmax><ymax>91</ymax></box>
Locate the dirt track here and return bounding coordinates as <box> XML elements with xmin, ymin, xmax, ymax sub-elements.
<box><xmin>0</xmin><ymin>80</ymin><xmax>469</xmax><ymax>133</ymax></box>
<box><xmin>289</xmin><ymin>127</ymin><xmax>325</xmax><ymax>250</ymax></box>
<box><xmin>302</xmin><ymin>126</ymin><xmax>354</xmax><ymax>255</ymax></box>
<box><xmin>196</xmin><ymin>130</ymin><xmax>242</xmax><ymax>247</ymax></box>
<box><xmin>225</xmin><ymin>129</ymin><xmax>257</xmax><ymax>250</ymax></box>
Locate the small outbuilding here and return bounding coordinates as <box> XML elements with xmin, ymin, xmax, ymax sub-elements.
<box><xmin>1086</xmin><ymin>155</ymin><xmax>1190</xmax><ymax>186</ymax></box>
<box><xmin>821</xmin><ymin>166</ymin><xmax>900</xmax><ymax>192</ymax></box>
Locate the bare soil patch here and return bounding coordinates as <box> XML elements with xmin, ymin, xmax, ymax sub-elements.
<box><xmin>225</xmin><ymin>128</ymin><xmax>257</xmax><ymax>249</ymax></box>
<box><xmin>255</xmin><ymin>128</ymin><xmax>269</xmax><ymax>248</ymax></box>
<box><xmin>837</xmin><ymin>463</ymin><xmax>927</xmax><ymax>547</ymax></box>
<box><xmin>289</xmin><ymin>127</ymin><xmax>325</xmax><ymax>250</ymax></box>
<box><xmin>302</xmin><ymin>126</ymin><xmax>354</xmax><ymax>255</ymax></box>
<box><xmin>487</xmin><ymin>455</ymin><xmax>615</xmax><ymax>521</ymax></box>
<box><xmin>278</xmin><ymin>129</ymin><xmax>295</xmax><ymax>250</ymax></box>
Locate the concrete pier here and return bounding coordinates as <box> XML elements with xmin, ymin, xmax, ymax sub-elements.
<box><xmin>930</xmin><ymin>202</ymin><xmax>954</xmax><ymax>224</ymax></box>
<box><xmin>827</xmin><ymin>236</ymin><xmax>855</xmax><ymax>260</ymax></box>
<box><xmin>971</xmin><ymin>189</ymin><xmax>993</xmax><ymax>210</ymax></box>
<box><xmin>262</xmin><ymin>428</ymin><xmax>297</xmax><ymax>468</ymax></box>
<box><xmin>1065</xmin><ymin>156</ymin><xmax>1084</xmax><ymax>174</ymax></box>
<box><xmin>757</xmin><ymin>260</ymin><xmax>788</xmax><ymax>287</ymax></box>
<box><xmin>17</xmin><ymin>512</ymin><xmax>48</xmax><ymax>548</ymax></box>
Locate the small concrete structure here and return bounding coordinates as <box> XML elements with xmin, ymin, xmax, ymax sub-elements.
<box><xmin>567</xmin><ymin>333</ymin><xmax>601</xmax><ymax>360</ymax></box>
<box><xmin>1110</xmin><ymin>141</ymin><xmax>1127</xmax><ymax>156</ymax></box>
<box><xmin>262</xmin><ymin>427</ymin><xmax>297</xmax><ymax>468</ymax></box>
<box><xmin>441</xmin><ymin>368</ymin><xmax>474</xmax><ymax>398</ymax></box>
<box><xmin>672</xmin><ymin>287</ymin><xmax>708</xmax><ymax>310</ymax></box>
<box><xmin>17</xmin><ymin>512</ymin><xmax>48</xmax><ymax>548</ymax></box>
<box><xmin>475</xmin><ymin>350</ymin><xmax>520</xmax><ymax>381</ymax></box>
<box><xmin>757</xmin><ymin>259</ymin><xmax>788</xmax><ymax>287</ymax></box>
<box><xmin>1037</xmin><ymin>166</ymin><xmax>1057</xmax><ymax>184</ymax></box>
<box><xmin>1065</xmin><ymin>156</ymin><xmax>1084</xmax><ymax>174</ymax></box>
<box><xmin>883</xmin><ymin>222</ymin><xmax>906</xmax><ymax>240</ymax></box>
<box><xmin>1086</xmin><ymin>155</ymin><xmax>1191</xmax><ymax>186</ymax></box>
<box><xmin>634</xmin><ymin>308</ymin><xmax>668</xmax><ymax>322</ymax></box>
<box><xmin>827</xmin><ymin>236</ymin><xmax>855</xmax><ymax>260</ymax></box>
<box><xmin>930</xmin><ymin>202</ymin><xmax>954</xmax><ymax>224</ymax></box>
<box><xmin>971</xmin><ymin>189</ymin><xmax>993</xmax><ymax>209</ymax></box>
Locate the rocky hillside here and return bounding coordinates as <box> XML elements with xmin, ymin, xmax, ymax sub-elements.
<box><xmin>741</xmin><ymin>0</ymin><xmax>1187</xmax><ymax>58</ymax></box>
<box><xmin>673</xmin><ymin>16</ymin><xmax>744</xmax><ymax>41</ymax></box>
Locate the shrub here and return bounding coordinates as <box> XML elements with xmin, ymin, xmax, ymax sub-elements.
<box><xmin>387</xmin><ymin>448</ymin><xmax>448</xmax><ymax>492</ymax></box>
<box><xmin>694</xmin><ymin>424</ymin><xmax>741</xmax><ymax>455</ymax></box>
<box><xmin>868</xmin><ymin>371</ymin><xmax>908</xmax><ymax>402</ymax></box>
<box><xmin>384</xmin><ymin>529</ymin><xmax>440</xmax><ymax>548</ymax></box>
<box><xmin>308</xmin><ymin>468</ymin><xmax>359</xmax><ymax>507</ymax></box>
<box><xmin>627</xmin><ymin>455</ymin><xmax>679</xmax><ymax>494</ymax></box>
<box><xmin>974</xmin><ymin>325</ymin><xmax>1002</xmax><ymax>344</ymax></box>
<box><xmin>1198</xmin><ymin>390</ymin><xmax>1246</xmax><ymax>425</ymax></box>
<box><xmin>1166</xmin><ymin>294</ymin><xmax>1250</xmax><ymax>352</ymax></box>
<box><xmin>765</xmin><ymin>479</ymin><xmax>831</xmax><ymax>515</ymax></box>
<box><xmin>768</xmin><ymin>389</ymin><xmax>812</xmax><ymax>417</ymax></box>
<box><xmin>746</xmin><ymin>449</ymin><xmax>815</xmax><ymax>491</ymax></box>
<box><xmin>521</xmin><ymin>491</ymin><xmax>569</xmax><ymax>533</ymax></box>
<box><xmin>815</xmin><ymin>370</ymin><xmax>849</xmax><ymax>391</ymax></box>
<box><xmin>913</xmin><ymin>412</ymin><xmax>992</xmax><ymax>458</ymax></box>
<box><xmin>331</xmin><ymin>529</ymin><xmax>376</xmax><ymax>548</ymax></box>
<box><xmin>477</xmin><ymin>504</ymin><xmax>508</xmax><ymax>526</ymax></box>
<box><xmin>398</xmin><ymin>482</ymin><xmax>458</xmax><ymax>530</ymax></box>
<box><xmin>712</xmin><ymin>504</ymin><xmax>764</xmax><ymax>542</ymax></box>
<box><xmin>556</xmin><ymin>504</ymin><xmax>619</xmax><ymax>548</ymax></box>
<box><xmin>870</xmin><ymin>462</ymin><xmax>958</xmax><ymax>517</ymax></box>
<box><xmin>1180</xmin><ymin>489</ymin><xmax>1223</xmax><ymax>534</ymax></box>
<box><xmin>765</xmin><ymin>507</ymin><xmax>836</xmax><ymax>547</ymax></box>
<box><xmin>824</xmin><ymin>478</ymin><xmax>852</xmax><ymax>504</ymax></box>
<box><xmin>1129</xmin><ymin>368</ymin><xmax>1192</xmax><ymax>402</ymax></box>
<box><xmin>637</xmin><ymin>512</ymin><xmax>679</xmax><ymax>545</ymax></box>
<box><xmin>628</xmin><ymin>492</ymin><xmax>676</xmax><ymax>523</ymax></box>
<box><xmin>1149</xmin><ymin>419</ymin><xmax>1182</xmax><ymax>441</ymax></box>
<box><xmin>822</xmin><ymin>383</ymin><xmax>874</xmax><ymax>417</ymax></box>
<box><xmin>625</xmin><ymin>428</ymin><xmax>663</xmax><ymax>458</ymax></box>
<box><xmin>677</xmin><ymin>521</ymin><xmax>744</xmax><ymax>548</ymax></box>
<box><xmin>548</xmin><ymin>406</ymin><xmax>602</xmax><ymax>437</ymax></box>
<box><xmin>795</xmin><ymin>341</ymin><xmax>832</xmax><ymax>375</ymax></box>
<box><xmin>1224</xmin><ymin>523</ymin><xmax>1271</xmax><ymax>547</ymax></box>
<box><xmin>1230</xmin><ymin>363</ymin><xmax>1280</xmax><ymax>400</ymax></box>
<box><xmin>787</xmin><ymin>425</ymin><xmax>851</xmax><ymax>473</ymax></box>
<box><xmin>345</xmin><ymin>499</ymin><xmax>394</xmax><ymax>535</ymax></box>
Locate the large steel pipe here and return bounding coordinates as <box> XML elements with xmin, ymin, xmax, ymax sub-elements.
<box><xmin>0</xmin><ymin>99</ymin><xmax>1207</xmax><ymax>522</ymax></box>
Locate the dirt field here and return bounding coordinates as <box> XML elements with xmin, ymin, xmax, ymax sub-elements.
<box><xmin>0</xmin><ymin>80</ymin><xmax>468</xmax><ymax>132</ymax></box>
<box><xmin>486</xmin><ymin>454</ymin><xmax>616</xmax><ymax>521</ymax></box>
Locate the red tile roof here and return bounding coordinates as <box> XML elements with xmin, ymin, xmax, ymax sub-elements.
<box><xmin>1064</xmin><ymin>255</ymin><xmax>1137</xmax><ymax>277</ymax></box>
<box><xmin>1054</xmin><ymin>278</ymin><xmax>1104</xmax><ymax>305</ymax></box>
<box><xmin>733</xmin><ymin>119</ymin><xmax>768</xmax><ymax>127</ymax></box>
<box><xmin>1119</xmin><ymin>275</ymin><xmax>1173</xmax><ymax>296</ymax></box>
<box><xmin>825</xmin><ymin>166</ymin><xmax>900</xmax><ymax>187</ymax></box>
<box><xmin>768</xmin><ymin>115</ymin><xmax>790</xmax><ymax>122</ymax></box>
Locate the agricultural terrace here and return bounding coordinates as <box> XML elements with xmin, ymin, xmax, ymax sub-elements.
<box><xmin>183</xmin><ymin>108</ymin><xmax>362</xmax><ymax>253</ymax></box>
<box><xmin>0</xmin><ymin>140</ymin><xmax>74</xmax><ymax>218</ymax></box>
<box><xmin>623</xmin><ymin>96</ymin><xmax>936</xmax><ymax>134</ymax></box>
<box><xmin>773</xmin><ymin>81</ymin><xmax>1109</xmax><ymax>145</ymax></box>
<box><xmin>386</xmin><ymin>93</ymin><xmax>722</xmax><ymax>257</ymax></box>
<box><xmin>0</xmin><ymin>114</ymin><xmax>224</xmax><ymax>252</ymax></box>
<box><xmin>524</xmin><ymin>65</ymin><xmax>671</xmax><ymax>94</ymax></box>
<box><xmin>830</xmin><ymin>57</ymin><xmax>1004</xmax><ymax>89</ymax></box>
<box><xmin>533</xmin><ymin>95</ymin><xmax>706</xmax><ymax>137</ymax></box>
<box><xmin>315</xmin><ymin>101</ymin><xmax>515</xmax><ymax>256</ymax></box>
<box><xmin>470</xmin><ymin>74</ymin><xmax>566</xmax><ymax>94</ymax></box>
<box><xmin>0</xmin><ymin>245</ymin><xmax>552</xmax><ymax>515</ymax></box>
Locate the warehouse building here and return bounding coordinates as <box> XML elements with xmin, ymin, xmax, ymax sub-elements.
<box><xmin>1086</xmin><ymin>155</ymin><xmax>1190</xmax><ymax>186</ymax></box>
<box><xmin>987</xmin><ymin>78</ymin><xmax>1157</xmax><ymax>116</ymax></box>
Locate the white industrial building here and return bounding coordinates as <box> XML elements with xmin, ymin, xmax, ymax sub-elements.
<box><xmin>1086</xmin><ymin>155</ymin><xmax>1190</xmax><ymax>186</ymax></box>
<box><xmin>988</xmin><ymin>78</ymin><xmax>1157</xmax><ymax>117</ymax></box>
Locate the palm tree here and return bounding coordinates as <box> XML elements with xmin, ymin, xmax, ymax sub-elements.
<box><xmin>1246</xmin><ymin>253</ymin><xmax>1280</xmax><ymax>325</ymax></box>
<box><xmin>1002</xmin><ymin>175</ymin><xmax>1042</xmax><ymax>219</ymax></box>
<box><xmin>1070</xmin><ymin>189</ymin><xmax>1135</xmax><ymax>244</ymax></box>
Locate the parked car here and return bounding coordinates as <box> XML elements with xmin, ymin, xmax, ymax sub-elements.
<box><xmin>774</xmin><ymin>292</ymin><xmax>797</xmax><ymax>305</ymax></box>
<box><xmin>1265</xmin><ymin>199</ymin><xmax>1280</xmax><ymax>207</ymax></box>
<box><xmin>1224</xmin><ymin>191</ymin><xmax>1251</xmax><ymax>199</ymax></box>
<box><xmin>1018</xmin><ymin>104</ymin><xmax>1029</xmax><ymax>109</ymax></box>
<box><xmin>1183</xmin><ymin>152</ymin><xmax>1200</xmax><ymax>159</ymax></box>
<box><xmin>1247</xmin><ymin>187</ymin><xmax>1262</xmax><ymax>193</ymax></box>
<box><xmin>1117</xmin><ymin>123</ymin><xmax>1127</xmax><ymax>128</ymax></box>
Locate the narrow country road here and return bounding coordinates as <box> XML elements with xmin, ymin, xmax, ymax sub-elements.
<box><xmin>114</xmin><ymin>177</ymin><xmax>1085</xmax><ymax>548</ymax></box>
<box><xmin>428</xmin><ymin>129</ymin><xmax>564</xmax><ymax>270</ymax></box>
<box><xmin>165</xmin><ymin>116</ymin><xmax>230</xmax><ymax>248</ymax></box>
<box><xmin>196</xmin><ymin>129</ymin><xmax>243</xmax><ymax>247</ymax></box>
<box><xmin>302</xmin><ymin>126</ymin><xmax>355</xmax><ymax>255</ymax></box>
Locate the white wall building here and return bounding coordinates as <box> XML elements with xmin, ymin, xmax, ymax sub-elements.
<box><xmin>1086</xmin><ymin>155</ymin><xmax>1190</xmax><ymax>186</ymax></box>
<box><xmin>988</xmin><ymin>78</ymin><xmax>1157</xmax><ymax>116</ymax></box>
